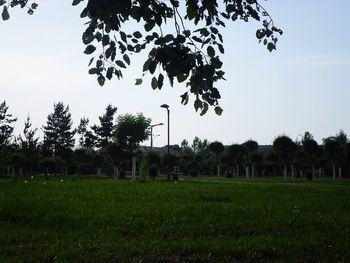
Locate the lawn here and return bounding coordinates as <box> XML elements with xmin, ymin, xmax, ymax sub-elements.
<box><xmin>0</xmin><ymin>177</ymin><xmax>349</xmax><ymax>262</ymax></box>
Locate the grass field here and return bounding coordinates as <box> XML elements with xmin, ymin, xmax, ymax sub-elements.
<box><xmin>0</xmin><ymin>176</ymin><xmax>349</xmax><ymax>262</ymax></box>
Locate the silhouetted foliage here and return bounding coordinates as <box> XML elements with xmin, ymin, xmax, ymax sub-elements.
<box><xmin>92</xmin><ymin>104</ymin><xmax>118</xmax><ymax>149</ymax></box>
<box><xmin>42</xmin><ymin>102</ymin><xmax>75</xmax><ymax>160</ymax></box>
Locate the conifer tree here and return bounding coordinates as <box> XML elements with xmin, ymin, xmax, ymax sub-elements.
<box><xmin>42</xmin><ymin>102</ymin><xmax>75</xmax><ymax>160</ymax></box>
<box><xmin>92</xmin><ymin>104</ymin><xmax>117</xmax><ymax>149</ymax></box>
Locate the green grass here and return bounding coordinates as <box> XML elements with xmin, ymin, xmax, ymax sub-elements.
<box><xmin>0</xmin><ymin>177</ymin><xmax>349</xmax><ymax>262</ymax></box>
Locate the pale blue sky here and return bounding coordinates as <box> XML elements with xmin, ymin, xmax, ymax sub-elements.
<box><xmin>1</xmin><ymin>1</ymin><xmax>349</xmax><ymax>147</ymax></box>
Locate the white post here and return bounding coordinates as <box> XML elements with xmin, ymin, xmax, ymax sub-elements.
<box><xmin>132</xmin><ymin>157</ymin><xmax>136</xmax><ymax>181</ymax></box>
<box><xmin>332</xmin><ymin>165</ymin><xmax>336</xmax><ymax>180</ymax></box>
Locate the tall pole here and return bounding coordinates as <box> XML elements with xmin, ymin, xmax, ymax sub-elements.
<box><xmin>160</xmin><ymin>104</ymin><xmax>170</xmax><ymax>181</ymax></box>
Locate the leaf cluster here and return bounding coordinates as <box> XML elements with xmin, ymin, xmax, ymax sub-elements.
<box><xmin>73</xmin><ymin>0</ymin><xmax>282</xmax><ymax>115</ymax></box>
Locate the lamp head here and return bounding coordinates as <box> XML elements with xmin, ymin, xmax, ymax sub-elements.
<box><xmin>160</xmin><ymin>104</ymin><xmax>169</xmax><ymax>109</ymax></box>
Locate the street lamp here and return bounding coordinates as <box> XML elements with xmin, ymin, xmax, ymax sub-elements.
<box><xmin>150</xmin><ymin>122</ymin><xmax>164</xmax><ymax>150</ymax></box>
<box><xmin>160</xmin><ymin>104</ymin><xmax>170</xmax><ymax>181</ymax></box>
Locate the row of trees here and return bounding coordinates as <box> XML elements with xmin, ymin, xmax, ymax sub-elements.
<box><xmin>0</xmin><ymin>101</ymin><xmax>150</xmax><ymax>179</ymax></box>
<box><xmin>1</xmin><ymin>100</ymin><xmax>349</xmax><ymax>180</ymax></box>
<box><xmin>177</xmin><ymin>132</ymin><xmax>350</xmax><ymax>181</ymax></box>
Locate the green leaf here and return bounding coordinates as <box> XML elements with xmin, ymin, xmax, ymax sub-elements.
<box><xmin>98</xmin><ymin>75</ymin><xmax>105</xmax><ymax>86</ymax></box>
<box><xmin>88</xmin><ymin>68</ymin><xmax>98</xmax><ymax>75</ymax></box>
<box><xmin>267</xmin><ymin>42</ymin><xmax>276</xmax><ymax>52</ymax></box>
<box><xmin>133</xmin><ymin>31</ymin><xmax>142</xmax><ymax>39</ymax></box>
<box><xmin>2</xmin><ymin>7</ymin><xmax>9</xmax><ymax>21</ymax></box>
<box><xmin>207</xmin><ymin>46</ymin><xmax>215</xmax><ymax>58</ymax></box>
<box><xmin>151</xmin><ymin>77</ymin><xmax>158</xmax><ymax>90</ymax></box>
<box><xmin>194</xmin><ymin>99</ymin><xmax>203</xmax><ymax>112</ymax></box>
<box><xmin>106</xmin><ymin>67</ymin><xmax>114</xmax><ymax>80</ymax></box>
<box><xmin>102</xmin><ymin>35</ymin><xmax>110</xmax><ymax>46</ymax></box>
<box><xmin>123</xmin><ymin>54</ymin><xmax>130</xmax><ymax>65</ymax></box>
<box><xmin>135</xmin><ymin>79</ymin><xmax>143</xmax><ymax>85</ymax></box>
<box><xmin>149</xmin><ymin>61</ymin><xmax>157</xmax><ymax>74</ymax></box>
<box><xmin>143</xmin><ymin>59</ymin><xmax>151</xmax><ymax>72</ymax></box>
<box><xmin>31</xmin><ymin>3</ymin><xmax>38</xmax><ymax>9</ymax></box>
<box><xmin>214</xmin><ymin>106</ymin><xmax>223</xmax><ymax>116</ymax></box>
<box><xmin>84</xmin><ymin>45</ymin><xmax>96</xmax><ymax>55</ymax></box>
<box><xmin>72</xmin><ymin>0</ymin><xmax>82</xmax><ymax>6</ymax></box>
<box><xmin>177</xmin><ymin>73</ymin><xmax>188</xmax><ymax>83</ymax></box>
<box><xmin>144</xmin><ymin>21</ymin><xmax>155</xmax><ymax>32</ymax></box>
<box><xmin>116</xmin><ymin>60</ymin><xmax>126</xmax><ymax>68</ymax></box>
<box><xmin>158</xmin><ymin>73</ymin><xmax>164</xmax><ymax>89</ymax></box>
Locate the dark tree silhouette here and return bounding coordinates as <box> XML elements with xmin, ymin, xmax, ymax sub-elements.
<box><xmin>92</xmin><ymin>104</ymin><xmax>118</xmax><ymax>149</ymax></box>
<box><xmin>273</xmin><ymin>135</ymin><xmax>297</xmax><ymax>181</ymax></box>
<box><xmin>301</xmin><ymin>132</ymin><xmax>319</xmax><ymax>180</ymax></box>
<box><xmin>42</xmin><ymin>102</ymin><xmax>75</xmax><ymax>161</ymax></box>
<box><xmin>208</xmin><ymin>141</ymin><xmax>224</xmax><ymax>177</ymax></box>
<box><xmin>0</xmin><ymin>100</ymin><xmax>17</xmax><ymax>174</ymax></box>
<box><xmin>323</xmin><ymin>137</ymin><xmax>342</xmax><ymax>179</ymax></box>
<box><xmin>226</xmin><ymin>144</ymin><xmax>246</xmax><ymax>177</ymax></box>
<box><xmin>243</xmin><ymin>139</ymin><xmax>258</xmax><ymax>177</ymax></box>
<box><xmin>17</xmin><ymin>116</ymin><xmax>39</xmax><ymax>174</ymax></box>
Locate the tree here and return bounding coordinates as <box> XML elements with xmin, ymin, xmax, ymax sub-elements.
<box><xmin>77</xmin><ymin>117</ymin><xmax>96</xmax><ymax>150</ymax></box>
<box><xmin>17</xmin><ymin>116</ymin><xmax>39</xmax><ymax>174</ymax></box>
<box><xmin>105</xmin><ymin>143</ymin><xmax>124</xmax><ymax>180</ymax></box>
<box><xmin>273</xmin><ymin>135</ymin><xmax>297</xmax><ymax>181</ymax></box>
<box><xmin>265</xmin><ymin>150</ymin><xmax>279</xmax><ymax>177</ymax></box>
<box><xmin>323</xmin><ymin>137</ymin><xmax>342</xmax><ymax>179</ymax></box>
<box><xmin>2</xmin><ymin>0</ymin><xmax>281</xmax><ymax>115</ymax></box>
<box><xmin>301</xmin><ymin>132</ymin><xmax>319</xmax><ymax>180</ymax></box>
<box><xmin>42</xmin><ymin>102</ymin><xmax>75</xmax><ymax>161</ymax></box>
<box><xmin>0</xmin><ymin>100</ymin><xmax>17</xmax><ymax>148</ymax></box>
<box><xmin>242</xmin><ymin>139</ymin><xmax>258</xmax><ymax>177</ymax></box>
<box><xmin>114</xmin><ymin>113</ymin><xmax>151</xmax><ymax>180</ymax></box>
<box><xmin>226</xmin><ymin>144</ymin><xmax>246</xmax><ymax>177</ymax></box>
<box><xmin>92</xmin><ymin>104</ymin><xmax>118</xmax><ymax>149</ymax></box>
<box><xmin>208</xmin><ymin>141</ymin><xmax>224</xmax><ymax>177</ymax></box>
<box><xmin>251</xmin><ymin>152</ymin><xmax>263</xmax><ymax>177</ymax></box>
<box><xmin>0</xmin><ymin>100</ymin><xmax>17</xmax><ymax>174</ymax></box>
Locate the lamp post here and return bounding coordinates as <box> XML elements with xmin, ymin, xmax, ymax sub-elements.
<box><xmin>160</xmin><ymin>104</ymin><xmax>170</xmax><ymax>181</ymax></box>
<box><xmin>150</xmin><ymin>123</ymin><xmax>164</xmax><ymax>150</ymax></box>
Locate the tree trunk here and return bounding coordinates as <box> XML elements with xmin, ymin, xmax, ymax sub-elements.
<box><xmin>7</xmin><ymin>165</ymin><xmax>10</xmax><ymax>177</ymax></box>
<box><xmin>338</xmin><ymin>167</ymin><xmax>342</xmax><ymax>179</ymax></box>
<box><xmin>19</xmin><ymin>168</ymin><xmax>23</xmax><ymax>177</ymax></box>
<box><xmin>132</xmin><ymin>157</ymin><xmax>136</xmax><ymax>181</ymax></box>
<box><xmin>217</xmin><ymin>164</ymin><xmax>220</xmax><ymax>177</ymax></box>
<box><xmin>273</xmin><ymin>166</ymin><xmax>276</xmax><ymax>177</ymax></box>
<box><xmin>283</xmin><ymin>163</ymin><xmax>287</xmax><ymax>182</ymax></box>
<box><xmin>113</xmin><ymin>165</ymin><xmax>119</xmax><ymax>180</ymax></box>
<box><xmin>332</xmin><ymin>164</ymin><xmax>336</xmax><ymax>180</ymax></box>
<box><xmin>252</xmin><ymin>165</ymin><xmax>255</xmax><ymax>177</ymax></box>
<box><xmin>291</xmin><ymin>165</ymin><xmax>294</xmax><ymax>180</ymax></box>
<box><xmin>97</xmin><ymin>168</ymin><xmax>101</xmax><ymax>177</ymax></box>
<box><xmin>245</xmin><ymin>166</ymin><xmax>249</xmax><ymax>178</ymax></box>
<box><xmin>312</xmin><ymin>164</ymin><xmax>315</xmax><ymax>181</ymax></box>
<box><xmin>300</xmin><ymin>169</ymin><xmax>303</xmax><ymax>178</ymax></box>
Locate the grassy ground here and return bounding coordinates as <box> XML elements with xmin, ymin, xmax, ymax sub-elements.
<box><xmin>0</xmin><ymin>176</ymin><xmax>349</xmax><ymax>262</ymax></box>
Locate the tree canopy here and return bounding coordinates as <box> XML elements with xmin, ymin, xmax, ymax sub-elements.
<box><xmin>1</xmin><ymin>0</ymin><xmax>282</xmax><ymax>115</ymax></box>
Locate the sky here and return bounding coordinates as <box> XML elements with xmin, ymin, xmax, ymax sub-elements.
<box><xmin>1</xmin><ymin>0</ymin><xmax>350</xmax><ymax>147</ymax></box>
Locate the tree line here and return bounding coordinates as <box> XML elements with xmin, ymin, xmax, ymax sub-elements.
<box><xmin>0</xmin><ymin>100</ymin><xmax>349</xmax><ymax>180</ymax></box>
